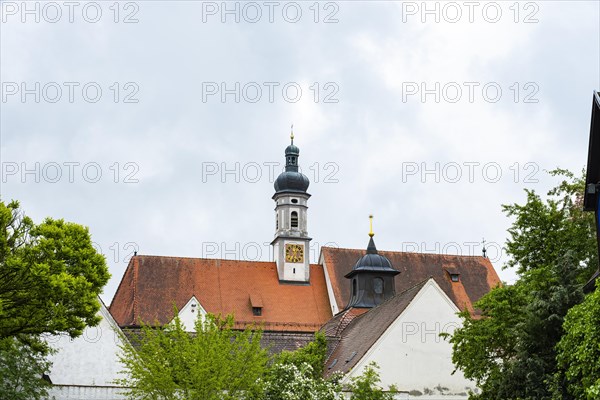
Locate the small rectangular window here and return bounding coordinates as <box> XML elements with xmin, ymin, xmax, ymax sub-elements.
<box><xmin>252</xmin><ymin>307</ymin><xmax>262</xmax><ymax>316</ymax></box>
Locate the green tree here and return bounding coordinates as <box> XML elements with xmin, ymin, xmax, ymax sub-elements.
<box><xmin>259</xmin><ymin>331</ymin><xmax>343</xmax><ymax>400</ymax></box>
<box><xmin>274</xmin><ymin>331</ymin><xmax>328</xmax><ymax>380</ymax></box>
<box><xmin>347</xmin><ymin>362</ymin><xmax>398</xmax><ymax>400</ymax></box>
<box><xmin>443</xmin><ymin>169</ymin><xmax>595</xmax><ymax>399</ymax></box>
<box><xmin>117</xmin><ymin>313</ymin><xmax>269</xmax><ymax>400</ymax></box>
<box><xmin>555</xmin><ymin>284</ymin><xmax>600</xmax><ymax>399</ymax></box>
<box><xmin>261</xmin><ymin>362</ymin><xmax>343</xmax><ymax>400</ymax></box>
<box><xmin>0</xmin><ymin>200</ymin><xmax>110</xmax><ymax>340</ymax></box>
<box><xmin>0</xmin><ymin>337</ymin><xmax>53</xmax><ymax>400</ymax></box>
<box><xmin>502</xmin><ymin>168</ymin><xmax>597</xmax><ymax>282</ymax></box>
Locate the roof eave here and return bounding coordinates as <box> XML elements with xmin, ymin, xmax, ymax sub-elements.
<box><xmin>583</xmin><ymin>91</ymin><xmax>600</xmax><ymax>211</ymax></box>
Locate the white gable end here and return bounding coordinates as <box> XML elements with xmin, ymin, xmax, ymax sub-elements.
<box><xmin>173</xmin><ymin>296</ymin><xmax>207</xmax><ymax>332</ymax></box>
<box><xmin>46</xmin><ymin>299</ymin><xmax>127</xmax><ymax>387</ymax></box>
<box><xmin>345</xmin><ymin>279</ymin><xmax>475</xmax><ymax>397</ymax></box>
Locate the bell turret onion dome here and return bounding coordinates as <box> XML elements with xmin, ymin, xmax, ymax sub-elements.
<box><xmin>345</xmin><ymin>217</ymin><xmax>399</xmax><ymax>279</ymax></box>
<box><xmin>274</xmin><ymin>132</ymin><xmax>310</xmax><ymax>194</ymax></box>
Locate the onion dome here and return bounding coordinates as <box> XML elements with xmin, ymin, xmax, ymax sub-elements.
<box><xmin>344</xmin><ymin>216</ymin><xmax>400</xmax><ymax>309</ymax></box>
<box><xmin>274</xmin><ymin>131</ymin><xmax>310</xmax><ymax>194</ymax></box>
<box><xmin>345</xmin><ymin>216</ymin><xmax>399</xmax><ymax>279</ymax></box>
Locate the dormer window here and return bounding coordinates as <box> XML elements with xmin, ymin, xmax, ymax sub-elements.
<box><xmin>291</xmin><ymin>211</ymin><xmax>298</xmax><ymax>228</ymax></box>
<box><xmin>444</xmin><ymin>266</ymin><xmax>460</xmax><ymax>282</ymax></box>
<box><xmin>250</xmin><ymin>294</ymin><xmax>263</xmax><ymax>316</ymax></box>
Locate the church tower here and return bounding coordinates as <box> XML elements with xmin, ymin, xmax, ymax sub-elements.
<box><xmin>345</xmin><ymin>216</ymin><xmax>400</xmax><ymax>308</ymax></box>
<box><xmin>271</xmin><ymin>130</ymin><xmax>311</xmax><ymax>282</ymax></box>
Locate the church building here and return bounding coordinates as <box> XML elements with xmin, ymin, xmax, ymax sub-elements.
<box><xmin>50</xmin><ymin>132</ymin><xmax>502</xmax><ymax>399</ymax></box>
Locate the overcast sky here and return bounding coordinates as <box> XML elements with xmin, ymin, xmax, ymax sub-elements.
<box><xmin>1</xmin><ymin>0</ymin><xmax>599</xmax><ymax>304</ymax></box>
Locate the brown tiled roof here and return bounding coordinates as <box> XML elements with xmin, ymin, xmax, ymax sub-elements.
<box><xmin>109</xmin><ymin>256</ymin><xmax>332</xmax><ymax>332</ymax></box>
<box><xmin>324</xmin><ymin>281</ymin><xmax>428</xmax><ymax>376</ymax></box>
<box><xmin>261</xmin><ymin>332</ymin><xmax>318</xmax><ymax>355</ymax></box>
<box><xmin>321</xmin><ymin>308</ymin><xmax>368</xmax><ymax>338</ymax></box>
<box><xmin>321</xmin><ymin>247</ymin><xmax>501</xmax><ymax>314</ymax></box>
<box><xmin>123</xmin><ymin>328</ymin><xmax>318</xmax><ymax>356</ymax></box>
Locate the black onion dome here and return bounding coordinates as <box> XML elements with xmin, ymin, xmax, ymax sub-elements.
<box><xmin>345</xmin><ymin>237</ymin><xmax>399</xmax><ymax>278</ymax></box>
<box><xmin>274</xmin><ymin>135</ymin><xmax>309</xmax><ymax>194</ymax></box>
<box><xmin>285</xmin><ymin>143</ymin><xmax>300</xmax><ymax>155</ymax></box>
<box><xmin>274</xmin><ymin>171</ymin><xmax>310</xmax><ymax>193</ymax></box>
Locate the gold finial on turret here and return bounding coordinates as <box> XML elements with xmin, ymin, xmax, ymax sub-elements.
<box><xmin>369</xmin><ymin>214</ymin><xmax>374</xmax><ymax>237</ymax></box>
<box><xmin>290</xmin><ymin>124</ymin><xmax>294</xmax><ymax>143</ymax></box>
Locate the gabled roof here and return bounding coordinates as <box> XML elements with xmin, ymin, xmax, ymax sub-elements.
<box><xmin>109</xmin><ymin>255</ymin><xmax>332</xmax><ymax>332</ymax></box>
<box><xmin>323</xmin><ymin>280</ymin><xmax>428</xmax><ymax>376</ymax></box>
<box><xmin>48</xmin><ymin>296</ymin><xmax>129</xmax><ymax>386</ymax></box>
<box><xmin>584</xmin><ymin>91</ymin><xmax>600</xmax><ymax>211</ymax></box>
<box><xmin>321</xmin><ymin>247</ymin><xmax>501</xmax><ymax>314</ymax></box>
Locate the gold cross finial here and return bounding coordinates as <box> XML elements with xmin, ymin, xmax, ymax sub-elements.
<box><xmin>369</xmin><ymin>214</ymin><xmax>374</xmax><ymax>237</ymax></box>
<box><xmin>290</xmin><ymin>124</ymin><xmax>294</xmax><ymax>143</ymax></box>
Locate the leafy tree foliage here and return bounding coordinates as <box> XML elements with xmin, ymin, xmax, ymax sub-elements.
<box><xmin>0</xmin><ymin>200</ymin><xmax>110</xmax><ymax>340</ymax></box>
<box><xmin>117</xmin><ymin>311</ymin><xmax>409</xmax><ymax>400</ymax></box>
<box><xmin>0</xmin><ymin>337</ymin><xmax>53</xmax><ymax>400</ymax></box>
<box><xmin>502</xmin><ymin>168</ymin><xmax>597</xmax><ymax>282</ymax></box>
<box><xmin>261</xmin><ymin>362</ymin><xmax>343</xmax><ymax>400</ymax></box>
<box><xmin>117</xmin><ymin>313</ymin><xmax>269</xmax><ymax>399</ymax></box>
<box><xmin>555</xmin><ymin>284</ymin><xmax>600</xmax><ymax>399</ymax></box>
<box><xmin>444</xmin><ymin>169</ymin><xmax>595</xmax><ymax>399</ymax></box>
<box><xmin>347</xmin><ymin>362</ymin><xmax>398</xmax><ymax>400</ymax></box>
<box><xmin>274</xmin><ymin>331</ymin><xmax>328</xmax><ymax>380</ymax></box>
<box><xmin>260</xmin><ymin>331</ymin><xmax>343</xmax><ymax>400</ymax></box>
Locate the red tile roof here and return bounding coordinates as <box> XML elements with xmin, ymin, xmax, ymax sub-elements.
<box><xmin>321</xmin><ymin>247</ymin><xmax>501</xmax><ymax>314</ymax></box>
<box><xmin>109</xmin><ymin>256</ymin><xmax>332</xmax><ymax>332</ymax></box>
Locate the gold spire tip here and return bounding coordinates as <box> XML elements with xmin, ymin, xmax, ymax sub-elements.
<box><xmin>369</xmin><ymin>214</ymin><xmax>374</xmax><ymax>237</ymax></box>
<box><xmin>290</xmin><ymin>124</ymin><xmax>294</xmax><ymax>142</ymax></box>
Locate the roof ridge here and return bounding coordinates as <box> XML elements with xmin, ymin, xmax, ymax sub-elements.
<box><xmin>321</xmin><ymin>246</ymin><xmax>488</xmax><ymax>259</ymax></box>
<box><xmin>108</xmin><ymin>257</ymin><xmax>135</xmax><ymax>312</ymax></box>
<box><xmin>131</xmin><ymin>255</ymin><xmax>324</xmax><ymax>267</ymax></box>
<box><xmin>132</xmin><ymin>256</ymin><xmax>138</xmax><ymax>326</ymax></box>
<box><xmin>339</xmin><ymin>277</ymin><xmax>430</xmax><ymax>318</ymax></box>
<box><xmin>327</xmin><ymin>278</ymin><xmax>431</xmax><ymax>346</ymax></box>
<box><xmin>342</xmin><ymin>278</ymin><xmax>430</xmax><ymax>331</ymax></box>
<box><xmin>133</xmin><ymin>254</ymin><xmax>279</xmax><ymax>264</ymax></box>
<box><xmin>324</xmin><ymin>278</ymin><xmax>432</xmax><ymax>376</ymax></box>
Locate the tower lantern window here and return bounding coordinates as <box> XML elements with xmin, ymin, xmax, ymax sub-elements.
<box><xmin>373</xmin><ymin>277</ymin><xmax>384</xmax><ymax>294</ymax></box>
<box><xmin>291</xmin><ymin>211</ymin><xmax>298</xmax><ymax>228</ymax></box>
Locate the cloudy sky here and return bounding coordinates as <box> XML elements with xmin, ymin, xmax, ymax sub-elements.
<box><xmin>1</xmin><ymin>0</ymin><xmax>599</xmax><ymax>304</ymax></box>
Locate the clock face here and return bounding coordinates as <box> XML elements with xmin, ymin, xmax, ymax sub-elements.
<box><xmin>285</xmin><ymin>244</ymin><xmax>304</xmax><ymax>263</ymax></box>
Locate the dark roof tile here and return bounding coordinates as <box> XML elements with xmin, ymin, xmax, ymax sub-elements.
<box><xmin>324</xmin><ymin>280</ymin><xmax>428</xmax><ymax>376</ymax></box>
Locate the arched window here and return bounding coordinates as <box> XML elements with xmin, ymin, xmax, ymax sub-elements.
<box><xmin>352</xmin><ymin>279</ymin><xmax>357</xmax><ymax>297</ymax></box>
<box><xmin>276</xmin><ymin>213</ymin><xmax>279</xmax><ymax>230</ymax></box>
<box><xmin>291</xmin><ymin>211</ymin><xmax>298</xmax><ymax>228</ymax></box>
<box><xmin>373</xmin><ymin>277</ymin><xmax>384</xmax><ymax>294</ymax></box>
